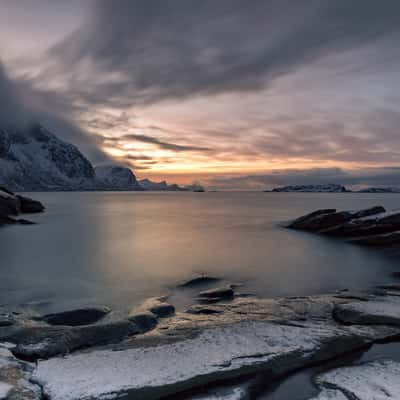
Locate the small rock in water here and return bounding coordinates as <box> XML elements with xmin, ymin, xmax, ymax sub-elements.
<box><xmin>0</xmin><ymin>315</ymin><xmax>15</xmax><ymax>327</ymax></box>
<box><xmin>41</xmin><ymin>306</ymin><xmax>111</xmax><ymax>326</ymax></box>
<box><xmin>17</xmin><ymin>195</ymin><xmax>45</xmax><ymax>214</ymax></box>
<box><xmin>179</xmin><ymin>275</ymin><xmax>221</xmax><ymax>288</ymax></box>
<box><xmin>132</xmin><ymin>297</ymin><xmax>175</xmax><ymax>318</ymax></box>
<box><xmin>128</xmin><ymin>312</ymin><xmax>158</xmax><ymax>333</ymax></box>
<box><xmin>149</xmin><ymin>303</ymin><xmax>175</xmax><ymax>318</ymax></box>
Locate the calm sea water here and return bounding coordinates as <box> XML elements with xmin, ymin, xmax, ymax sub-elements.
<box><xmin>1</xmin><ymin>192</ymin><xmax>399</xmax><ymax>313</ymax></box>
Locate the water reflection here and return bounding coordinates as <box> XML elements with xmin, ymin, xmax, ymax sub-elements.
<box><xmin>0</xmin><ymin>192</ymin><xmax>399</xmax><ymax>312</ymax></box>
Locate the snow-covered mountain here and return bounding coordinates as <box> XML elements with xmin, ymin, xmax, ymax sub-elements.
<box><xmin>271</xmin><ymin>184</ymin><xmax>348</xmax><ymax>193</ymax></box>
<box><xmin>95</xmin><ymin>165</ymin><xmax>143</xmax><ymax>191</ymax></box>
<box><xmin>0</xmin><ymin>122</ymin><xmax>204</xmax><ymax>192</ymax></box>
<box><xmin>139</xmin><ymin>178</ymin><xmax>204</xmax><ymax>192</ymax></box>
<box><xmin>358</xmin><ymin>187</ymin><xmax>400</xmax><ymax>193</ymax></box>
<box><xmin>0</xmin><ymin>124</ymin><xmax>97</xmax><ymax>191</ymax></box>
<box><xmin>0</xmin><ymin>123</ymin><xmax>144</xmax><ymax>191</ymax></box>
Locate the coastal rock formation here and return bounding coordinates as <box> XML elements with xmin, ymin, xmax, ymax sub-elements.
<box><xmin>272</xmin><ymin>184</ymin><xmax>348</xmax><ymax>193</ymax></box>
<box><xmin>10</xmin><ymin>290</ymin><xmax>398</xmax><ymax>400</ymax></box>
<box><xmin>311</xmin><ymin>360</ymin><xmax>400</xmax><ymax>399</ymax></box>
<box><xmin>288</xmin><ymin>206</ymin><xmax>400</xmax><ymax>247</ymax></box>
<box><xmin>0</xmin><ymin>188</ymin><xmax>44</xmax><ymax>226</ymax></box>
<box><xmin>94</xmin><ymin>165</ymin><xmax>143</xmax><ymax>191</ymax></box>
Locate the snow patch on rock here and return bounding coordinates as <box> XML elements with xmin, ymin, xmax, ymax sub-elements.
<box><xmin>33</xmin><ymin>321</ymin><xmax>333</xmax><ymax>400</ymax></box>
<box><xmin>313</xmin><ymin>360</ymin><xmax>400</xmax><ymax>400</ymax></box>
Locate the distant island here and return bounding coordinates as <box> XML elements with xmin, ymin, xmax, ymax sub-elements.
<box><xmin>0</xmin><ymin>123</ymin><xmax>204</xmax><ymax>192</ymax></box>
<box><xmin>268</xmin><ymin>184</ymin><xmax>400</xmax><ymax>193</ymax></box>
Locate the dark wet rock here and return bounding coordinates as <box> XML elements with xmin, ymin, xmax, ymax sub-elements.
<box><xmin>41</xmin><ymin>306</ymin><xmax>111</xmax><ymax>326</ymax></box>
<box><xmin>289</xmin><ymin>206</ymin><xmax>386</xmax><ymax>233</ymax></box>
<box><xmin>0</xmin><ymin>314</ymin><xmax>15</xmax><ymax>326</ymax></box>
<box><xmin>7</xmin><ymin>320</ymin><xmax>138</xmax><ymax>361</ymax></box>
<box><xmin>288</xmin><ymin>209</ymin><xmax>336</xmax><ymax>230</ymax></box>
<box><xmin>134</xmin><ymin>297</ymin><xmax>175</xmax><ymax>319</ymax></box>
<box><xmin>17</xmin><ymin>195</ymin><xmax>45</xmax><ymax>214</ymax></box>
<box><xmin>351</xmin><ymin>231</ymin><xmax>400</xmax><ymax>246</ymax></box>
<box><xmin>198</xmin><ymin>286</ymin><xmax>234</xmax><ymax>301</ymax></box>
<box><xmin>179</xmin><ymin>275</ymin><xmax>221</xmax><ymax>288</ymax></box>
<box><xmin>0</xmin><ymin>188</ymin><xmax>44</xmax><ymax>227</ymax></box>
<box><xmin>376</xmin><ymin>284</ymin><xmax>400</xmax><ymax>291</ymax></box>
<box><xmin>16</xmin><ymin>218</ymin><xmax>36</xmax><ymax>225</ymax></box>
<box><xmin>128</xmin><ymin>312</ymin><xmax>158</xmax><ymax>333</ymax></box>
<box><xmin>0</xmin><ymin>191</ymin><xmax>20</xmax><ymax>217</ymax></box>
<box><xmin>149</xmin><ymin>303</ymin><xmax>175</xmax><ymax>318</ymax></box>
<box><xmin>288</xmin><ymin>206</ymin><xmax>400</xmax><ymax>248</ymax></box>
<box><xmin>391</xmin><ymin>271</ymin><xmax>400</xmax><ymax>279</ymax></box>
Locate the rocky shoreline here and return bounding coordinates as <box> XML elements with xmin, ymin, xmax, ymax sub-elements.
<box><xmin>288</xmin><ymin>205</ymin><xmax>400</xmax><ymax>247</ymax></box>
<box><xmin>0</xmin><ymin>187</ymin><xmax>44</xmax><ymax>227</ymax></box>
<box><xmin>1</xmin><ymin>205</ymin><xmax>400</xmax><ymax>399</ymax></box>
<box><xmin>1</xmin><ymin>280</ymin><xmax>400</xmax><ymax>399</ymax></box>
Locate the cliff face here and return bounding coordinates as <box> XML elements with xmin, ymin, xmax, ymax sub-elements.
<box><xmin>0</xmin><ymin>124</ymin><xmax>96</xmax><ymax>191</ymax></box>
<box><xmin>0</xmin><ymin>124</ymin><xmax>141</xmax><ymax>191</ymax></box>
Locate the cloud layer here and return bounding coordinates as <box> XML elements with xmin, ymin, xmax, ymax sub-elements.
<box><xmin>1</xmin><ymin>1</ymin><xmax>400</xmax><ymax>186</ymax></box>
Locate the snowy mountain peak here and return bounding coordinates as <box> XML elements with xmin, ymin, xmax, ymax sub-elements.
<box><xmin>0</xmin><ymin>123</ymin><xmax>96</xmax><ymax>191</ymax></box>
<box><xmin>94</xmin><ymin>165</ymin><xmax>142</xmax><ymax>191</ymax></box>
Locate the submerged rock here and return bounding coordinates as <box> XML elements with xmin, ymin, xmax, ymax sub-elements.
<box><xmin>0</xmin><ymin>315</ymin><xmax>15</xmax><ymax>327</ymax></box>
<box><xmin>41</xmin><ymin>306</ymin><xmax>111</xmax><ymax>326</ymax></box>
<box><xmin>179</xmin><ymin>275</ymin><xmax>221</xmax><ymax>288</ymax></box>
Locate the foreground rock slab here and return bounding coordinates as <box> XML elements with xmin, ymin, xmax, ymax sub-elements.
<box><xmin>333</xmin><ymin>295</ymin><xmax>400</xmax><ymax>326</ymax></box>
<box><xmin>30</xmin><ymin>291</ymin><xmax>400</xmax><ymax>400</ymax></box>
<box><xmin>311</xmin><ymin>359</ymin><xmax>400</xmax><ymax>399</ymax></box>
<box><xmin>32</xmin><ymin>321</ymin><xmax>368</xmax><ymax>400</ymax></box>
<box><xmin>0</xmin><ymin>343</ymin><xmax>41</xmax><ymax>399</ymax></box>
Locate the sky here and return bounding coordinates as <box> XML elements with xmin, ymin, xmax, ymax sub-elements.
<box><xmin>1</xmin><ymin>0</ymin><xmax>400</xmax><ymax>189</ymax></box>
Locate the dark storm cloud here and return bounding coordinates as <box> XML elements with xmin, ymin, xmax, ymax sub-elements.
<box><xmin>210</xmin><ymin>167</ymin><xmax>400</xmax><ymax>191</ymax></box>
<box><xmin>103</xmin><ymin>134</ymin><xmax>211</xmax><ymax>152</ymax></box>
<box><xmin>49</xmin><ymin>0</ymin><xmax>400</xmax><ymax>105</ymax></box>
<box><xmin>0</xmin><ymin>60</ymin><xmax>109</xmax><ymax>163</ymax></box>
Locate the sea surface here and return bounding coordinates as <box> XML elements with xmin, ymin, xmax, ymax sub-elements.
<box><xmin>1</xmin><ymin>191</ymin><xmax>400</xmax><ymax>313</ymax></box>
